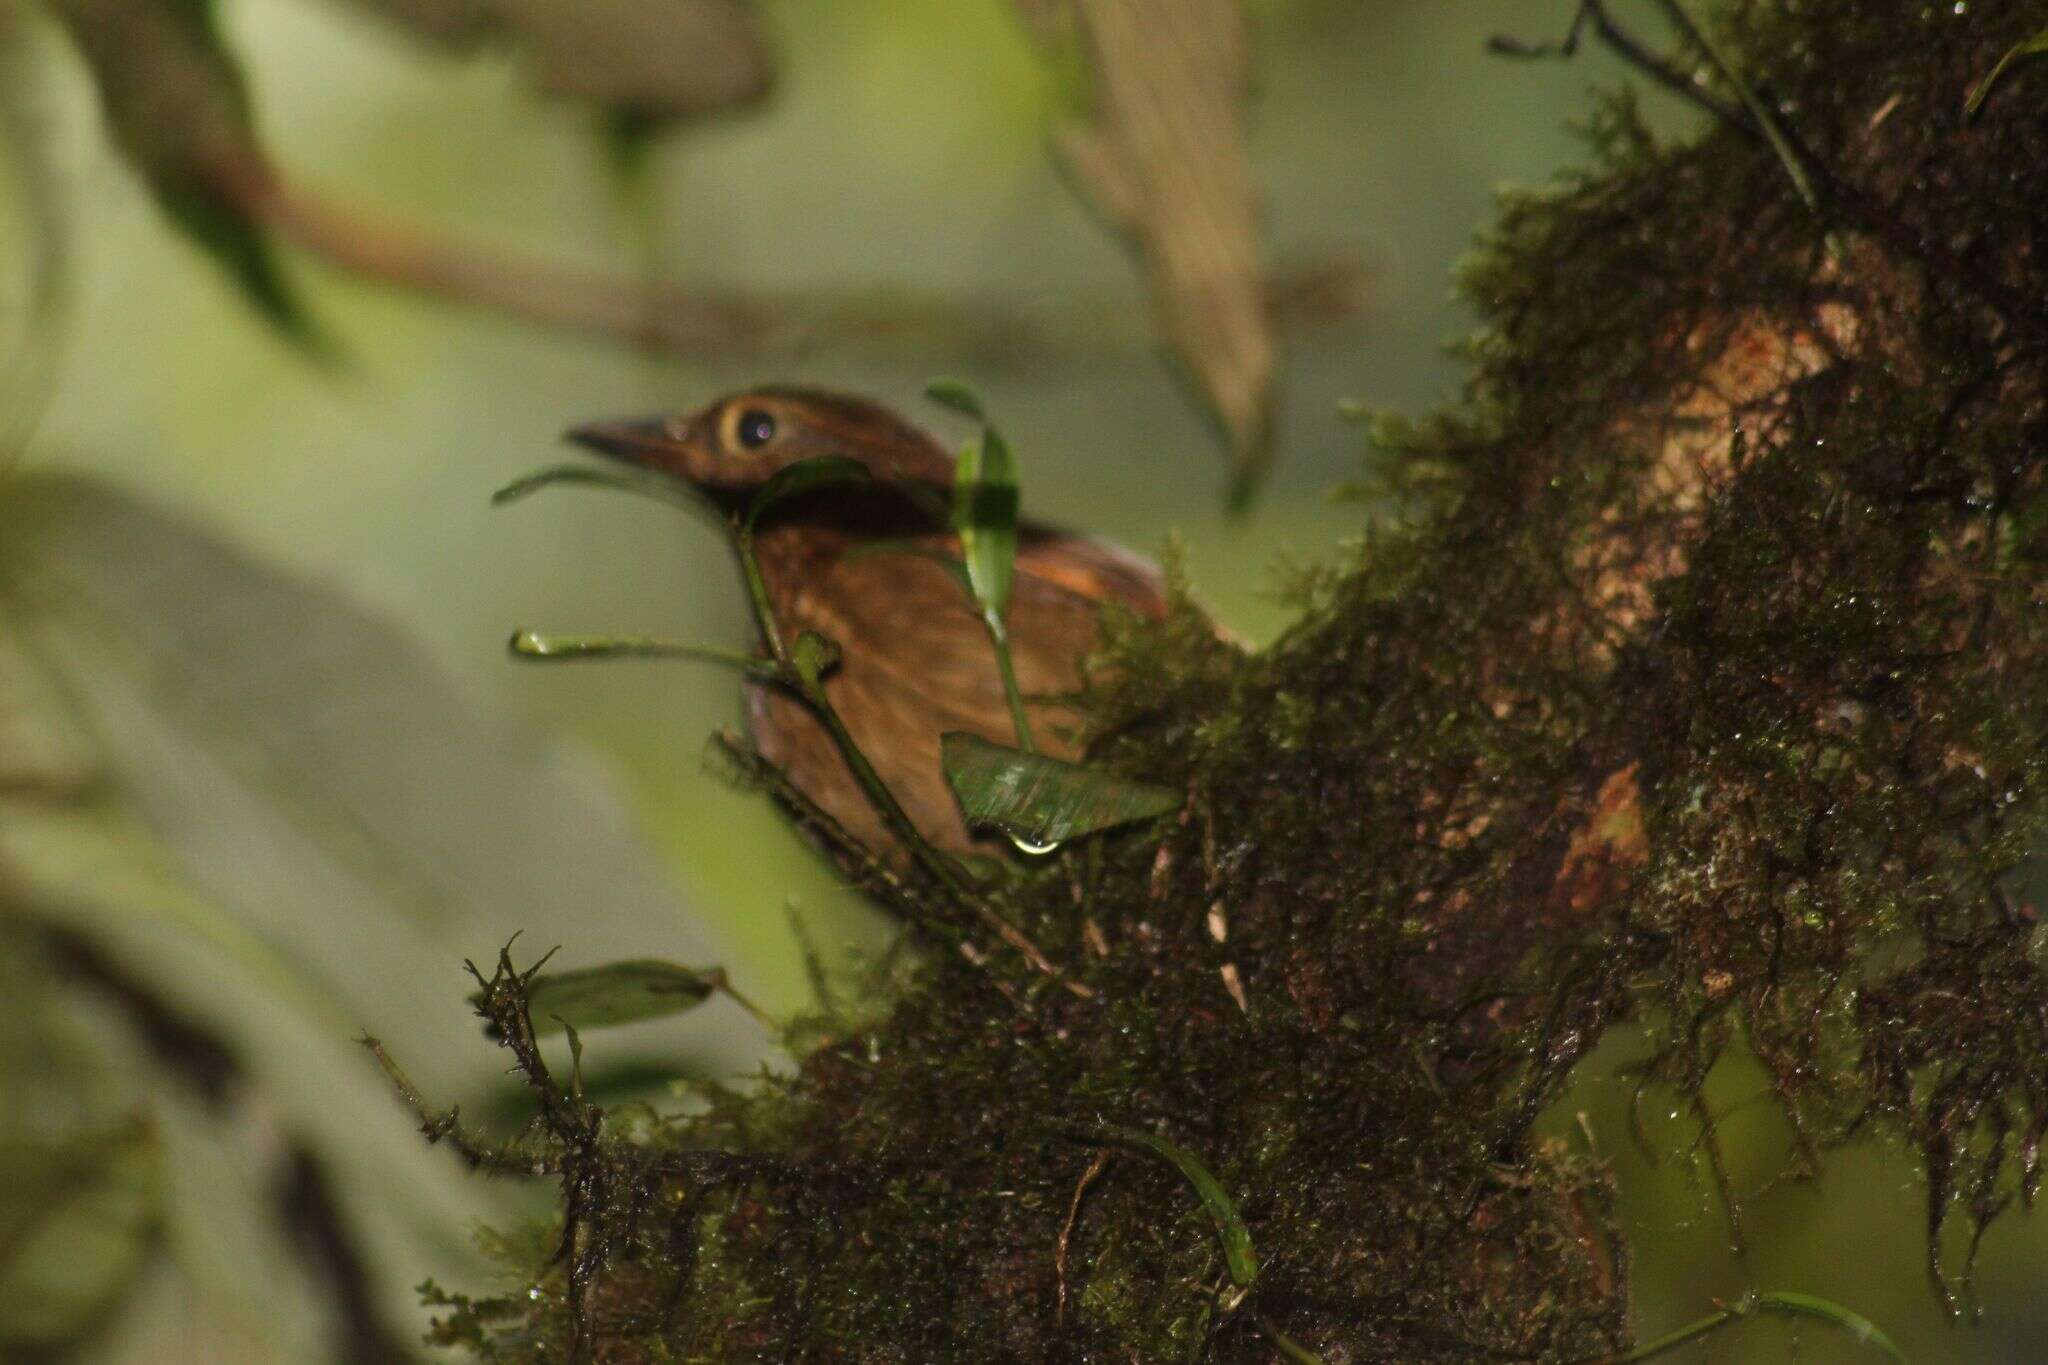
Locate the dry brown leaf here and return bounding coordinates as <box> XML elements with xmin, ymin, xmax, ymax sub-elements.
<box><xmin>338</xmin><ymin>0</ymin><xmax>773</xmax><ymax>119</ymax></box>
<box><xmin>1020</xmin><ymin>0</ymin><xmax>1275</xmax><ymax>496</ymax></box>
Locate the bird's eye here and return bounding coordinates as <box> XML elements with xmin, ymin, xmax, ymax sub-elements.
<box><xmin>735</xmin><ymin>408</ymin><xmax>777</xmax><ymax>450</ymax></box>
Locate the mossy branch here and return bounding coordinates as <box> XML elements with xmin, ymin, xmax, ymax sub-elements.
<box><xmin>423</xmin><ymin>5</ymin><xmax>2048</xmax><ymax>1358</ymax></box>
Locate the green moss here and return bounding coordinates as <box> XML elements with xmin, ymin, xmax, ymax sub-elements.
<box><xmin>424</xmin><ymin>2</ymin><xmax>2048</xmax><ymax>1357</ymax></box>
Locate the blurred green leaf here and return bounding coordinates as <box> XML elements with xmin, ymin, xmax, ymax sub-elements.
<box><xmin>953</xmin><ymin>426</ymin><xmax>1020</xmax><ymax>623</ymax></box>
<box><xmin>602</xmin><ymin>106</ymin><xmax>663</xmax><ymax>191</ymax></box>
<box><xmin>473</xmin><ymin>959</ymin><xmax>721</xmax><ymax>1036</ymax></box>
<box><xmin>0</xmin><ymin>1117</ymin><xmax>163</xmax><ymax>1353</ymax></box>
<box><xmin>939</xmin><ymin>732</ymin><xmax>1181</xmax><ymax>845</ymax></box>
<box><xmin>744</xmin><ymin>455</ymin><xmax>874</xmax><ymax>531</ymax></box>
<box><xmin>1966</xmin><ymin>26</ymin><xmax>2048</xmax><ymax>115</ymax></box>
<box><xmin>0</xmin><ymin>8</ymin><xmax>70</xmax><ymax>466</ymax></box>
<box><xmin>0</xmin><ymin>470</ymin><xmax>759</xmax><ymax>1352</ymax></box>
<box><xmin>923</xmin><ymin>377</ymin><xmax>987</xmax><ymax>421</ymax></box>
<box><xmin>44</xmin><ymin>0</ymin><xmax>319</xmax><ymax>346</ymax></box>
<box><xmin>0</xmin><ymin>632</ymin><xmax>99</xmax><ymax>800</ymax></box>
<box><xmin>0</xmin><ymin>475</ymin><xmax>729</xmax><ymax>972</ymax></box>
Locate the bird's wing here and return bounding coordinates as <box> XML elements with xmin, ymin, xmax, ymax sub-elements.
<box><xmin>1015</xmin><ymin>521</ymin><xmax>1172</xmax><ymax>621</ymax></box>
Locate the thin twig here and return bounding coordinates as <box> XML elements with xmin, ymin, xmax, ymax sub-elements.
<box><xmin>222</xmin><ymin>159</ymin><xmax>1362</xmax><ymax>365</ymax></box>
<box><xmin>704</xmin><ymin>967</ymin><xmax>779</xmax><ymax>1032</ymax></box>
<box><xmin>1055</xmin><ymin>1149</ymin><xmax>1110</xmax><ymax>1325</ymax></box>
<box><xmin>1650</xmin><ymin>0</ymin><xmax>1822</xmax><ymax>219</ymax></box>
<box><xmin>714</xmin><ymin>731</ymin><xmax>1047</xmax><ymax>986</ymax></box>
<box><xmin>359</xmin><ymin>1034</ymin><xmax>558</xmax><ymax>1176</ymax></box>
<box><xmin>1491</xmin><ymin>1</ymin><xmax>1748</xmax><ymax>130</ymax></box>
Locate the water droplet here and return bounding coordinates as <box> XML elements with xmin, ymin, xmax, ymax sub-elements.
<box><xmin>1010</xmin><ymin>834</ymin><xmax>1061</xmax><ymax>856</ymax></box>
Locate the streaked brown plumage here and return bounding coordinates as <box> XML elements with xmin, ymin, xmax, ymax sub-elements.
<box><xmin>570</xmin><ymin>386</ymin><xmax>1174</xmax><ymax>864</ymax></box>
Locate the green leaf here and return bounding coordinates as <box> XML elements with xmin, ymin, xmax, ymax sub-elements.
<box><xmin>923</xmin><ymin>377</ymin><xmax>987</xmax><ymax>421</ymax></box>
<box><xmin>1745</xmin><ymin>1292</ymin><xmax>1906</xmax><ymax>1364</ymax></box>
<box><xmin>46</xmin><ymin>0</ymin><xmax>321</xmax><ymax>347</ymax></box>
<box><xmin>743</xmin><ymin>454</ymin><xmax>874</xmax><ymax>531</ymax></box>
<box><xmin>0</xmin><ymin>17</ymin><xmax>71</xmax><ymax>467</ymax></box>
<box><xmin>473</xmin><ymin>959</ymin><xmax>720</xmax><ymax>1035</ymax></box>
<box><xmin>1053</xmin><ymin>1121</ymin><xmax>1257</xmax><ymax>1288</ymax></box>
<box><xmin>939</xmin><ymin>732</ymin><xmax>1182</xmax><ymax>846</ymax></box>
<box><xmin>0</xmin><ymin>1118</ymin><xmax>162</xmax><ymax>1352</ymax></box>
<box><xmin>507</xmin><ymin>629</ymin><xmax>767</xmax><ymax>676</ymax></box>
<box><xmin>493</xmin><ymin>462</ymin><xmax>702</xmax><ymax>514</ymax></box>
<box><xmin>0</xmin><ymin>472</ymin><xmax>759</xmax><ymax>1351</ymax></box>
<box><xmin>160</xmin><ymin>188</ymin><xmax>321</xmax><ymax>350</ymax></box>
<box><xmin>0</xmin><ymin>474</ymin><xmax>727</xmax><ymax>973</ymax></box>
<box><xmin>1257</xmin><ymin>1314</ymin><xmax>1329</xmax><ymax>1364</ymax></box>
<box><xmin>1966</xmin><ymin>27</ymin><xmax>2048</xmax><ymax>116</ymax></box>
<box><xmin>1609</xmin><ymin>1287</ymin><xmax>1909</xmax><ymax>1364</ymax></box>
<box><xmin>953</xmin><ymin>426</ymin><xmax>1019</xmax><ymax>622</ymax></box>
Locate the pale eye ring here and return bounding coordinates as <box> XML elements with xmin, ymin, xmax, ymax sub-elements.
<box><xmin>735</xmin><ymin>407</ymin><xmax>777</xmax><ymax>450</ymax></box>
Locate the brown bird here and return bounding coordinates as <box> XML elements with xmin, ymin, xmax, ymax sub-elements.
<box><xmin>569</xmin><ymin>386</ymin><xmax>1178</xmax><ymax>866</ymax></box>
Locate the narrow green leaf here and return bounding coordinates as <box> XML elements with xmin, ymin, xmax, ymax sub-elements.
<box><xmin>1747</xmin><ymin>1291</ymin><xmax>1906</xmax><ymax>1364</ymax></box>
<box><xmin>743</xmin><ymin>455</ymin><xmax>873</xmax><ymax>531</ymax></box>
<box><xmin>1257</xmin><ymin>1314</ymin><xmax>1329</xmax><ymax>1365</ymax></box>
<box><xmin>1966</xmin><ymin>27</ymin><xmax>2048</xmax><ymax>116</ymax></box>
<box><xmin>491</xmin><ymin>462</ymin><xmax>701</xmax><ymax>513</ymax></box>
<box><xmin>1599</xmin><ymin>1287</ymin><xmax>1908</xmax><ymax>1364</ymax></box>
<box><xmin>922</xmin><ymin>377</ymin><xmax>986</xmax><ymax>421</ymax></box>
<box><xmin>507</xmin><ymin>630</ymin><xmax>766</xmax><ymax>675</ymax></box>
<box><xmin>560</xmin><ymin>1020</ymin><xmax>586</xmax><ymax>1101</ymax></box>
<box><xmin>940</xmin><ymin>733</ymin><xmax>1182</xmax><ymax>846</ymax></box>
<box><xmin>471</xmin><ymin>959</ymin><xmax>719</xmax><ymax>1036</ymax></box>
<box><xmin>162</xmin><ymin>189</ymin><xmax>322</xmax><ymax>350</ymax></box>
<box><xmin>1053</xmin><ymin>1121</ymin><xmax>1257</xmax><ymax>1287</ymax></box>
<box><xmin>953</xmin><ymin>428</ymin><xmax>1019</xmax><ymax>621</ymax></box>
<box><xmin>928</xmin><ymin>390</ymin><xmax>1031</xmax><ymax>748</ymax></box>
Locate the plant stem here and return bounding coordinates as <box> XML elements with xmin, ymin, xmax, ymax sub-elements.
<box><xmin>984</xmin><ymin>612</ymin><xmax>1036</xmax><ymax>753</ymax></box>
<box><xmin>508</xmin><ymin>630</ymin><xmax>771</xmax><ymax>676</ymax></box>
<box><xmin>1651</xmin><ymin>0</ymin><xmax>1823</xmax><ymax>221</ymax></box>
<box><xmin>734</xmin><ymin>524</ymin><xmax>788</xmax><ymax>663</ymax></box>
<box><xmin>729</xmin><ymin>518</ymin><xmax>1066</xmax><ymax>982</ymax></box>
<box><xmin>804</xmin><ymin>676</ymin><xmax>1061</xmax><ymax>978</ymax></box>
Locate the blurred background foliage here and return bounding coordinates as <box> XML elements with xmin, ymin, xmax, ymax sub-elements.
<box><xmin>0</xmin><ymin>0</ymin><xmax>2043</xmax><ymax>1360</ymax></box>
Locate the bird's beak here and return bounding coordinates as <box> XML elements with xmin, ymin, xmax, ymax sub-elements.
<box><xmin>565</xmin><ymin>417</ymin><xmax>684</xmax><ymax>468</ymax></box>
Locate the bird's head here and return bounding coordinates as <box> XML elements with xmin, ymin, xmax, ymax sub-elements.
<box><xmin>568</xmin><ymin>386</ymin><xmax>955</xmax><ymax>509</ymax></box>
